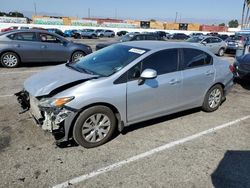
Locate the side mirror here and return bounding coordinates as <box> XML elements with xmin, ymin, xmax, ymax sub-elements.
<box><xmin>138</xmin><ymin>69</ymin><xmax>157</xmax><ymax>85</ymax></box>
<box><xmin>62</xmin><ymin>41</ymin><xmax>68</xmax><ymax>46</ymax></box>
<box><xmin>201</xmin><ymin>41</ymin><xmax>207</xmax><ymax>45</ymax></box>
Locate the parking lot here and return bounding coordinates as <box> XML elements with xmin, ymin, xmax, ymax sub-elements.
<box><xmin>0</xmin><ymin>38</ymin><xmax>250</xmax><ymax>188</ymax></box>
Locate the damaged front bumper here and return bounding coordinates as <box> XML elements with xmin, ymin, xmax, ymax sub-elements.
<box><xmin>15</xmin><ymin>90</ymin><xmax>79</xmax><ymax>143</ymax></box>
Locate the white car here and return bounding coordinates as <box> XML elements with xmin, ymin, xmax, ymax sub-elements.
<box><xmin>97</xmin><ymin>30</ymin><xmax>115</xmax><ymax>37</ymax></box>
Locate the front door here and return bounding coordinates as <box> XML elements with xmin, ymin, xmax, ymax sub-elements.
<box><xmin>38</xmin><ymin>33</ymin><xmax>70</xmax><ymax>62</ymax></box>
<box><xmin>126</xmin><ymin>49</ymin><xmax>182</xmax><ymax>123</ymax></box>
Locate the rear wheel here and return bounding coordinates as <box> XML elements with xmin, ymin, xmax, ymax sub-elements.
<box><xmin>202</xmin><ymin>84</ymin><xmax>223</xmax><ymax>112</ymax></box>
<box><xmin>1</xmin><ymin>52</ymin><xmax>20</xmax><ymax>68</ymax></box>
<box><xmin>218</xmin><ymin>48</ymin><xmax>225</xmax><ymax>56</ymax></box>
<box><xmin>71</xmin><ymin>51</ymin><xmax>85</xmax><ymax>62</ymax></box>
<box><xmin>73</xmin><ymin>106</ymin><xmax>117</xmax><ymax>148</ymax></box>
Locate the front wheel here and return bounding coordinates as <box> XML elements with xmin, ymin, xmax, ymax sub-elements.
<box><xmin>73</xmin><ymin>106</ymin><xmax>117</xmax><ymax>148</ymax></box>
<box><xmin>1</xmin><ymin>52</ymin><xmax>20</xmax><ymax>68</ymax></box>
<box><xmin>71</xmin><ymin>51</ymin><xmax>85</xmax><ymax>62</ymax></box>
<box><xmin>202</xmin><ymin>85</ymin><xmax>223</xmax><ymax>112</ymax></box>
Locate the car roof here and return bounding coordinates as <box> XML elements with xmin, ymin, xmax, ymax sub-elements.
<box><xmin>0</xmin><ymin>29</ymin><xmax>66</xmax><ymax>40</ymax></box>
<box><xmin>119</xmin><ymin>41</ymin><xmax>209</xmax><ymax>51</ymax></box>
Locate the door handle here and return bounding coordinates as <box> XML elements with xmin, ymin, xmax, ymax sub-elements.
<box><xmin>169</xmin><ymin>79</ymin><xmax>181</xmax><ymax>85</ymax></box>
<box><xmin>205</xmin><ymin>70</ymin><xmax>215</xmax><ymax>76</ymax></box>
<box><xmin>14</xmin><ymin>44</ymin><xmax>21</xmax><ymax>48</ymax></box>
<box><xmin>41</xmin><ymin>45</ymin><xmax>47</xmax><ymax>49</ymax></box>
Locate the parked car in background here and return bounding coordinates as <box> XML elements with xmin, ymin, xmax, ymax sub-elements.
<box><xmin>78</xmin><ymin>29</ymin><xmax>97</xmax><ymax>39</ymax></box>
<box><xmin>97</xmin><ymin>30</ymin><xmax>115</xmax><ymax>37</ymax></box>
<box><xmin>186</xmin><ymin>36</ymin><xmax>227</xmax><ymax>56</ymax></box>
<box><xmin>31</xmin><ymin>27</ymin><xmax>46</xmax><ymax>30</ymax></box>
<box><xmin>0</xmin><ymin>30</ymin><xmax>92</xmax><ymax>68</ymax></box>
<box><xmin>207</xmin><ymin>32</ymin><xmax>219</xmax><ymax>37</ymax></box>
<box><xmin>170</xmin><ymin>33</ymin><xmax>189</xmax><ymax>40</ymax></box>
<box><xmin>64</xmin><ymin>29</ymin><xmax>77</xmax><ymax>37</ymax></box>
<box><xmin>226</xmin><ymin>34</ymin><xmax>250</xmax><ymax>53</ymax></box>
<box><xmin>190</xmin><ymin>32</ymin><xmax>204</xmax><ymax>37</ymax></box>
<box><xmin>155</xmin><ymin>31</ymin><xmax>167</xmax><ymax>38</ymax></box>
<box><xmin>47</xmin><ymin>28</ymin><xmax>65</xmax><ymax>37</ymax></box>
<box><xmin>96</xmin><ymin>33</ymin><xmax>162</xmax><ymax>50</ymax></box>
<box><xmin>0</xmin><ymin>26</ymin><xmax>18</xmax><ymax>32</ymax></box>
<box><xmin>117</xmin><ymin>30</ymin><xmax>128</xmax><ymax>36</ymax></box>
<box><xmin>72</xmin><ymin>30</ymin><xmax>82</xmax><ymax>39</ymax></box>
<box><xmin>95</xmin><ymin>29</ymin><xmax>104</xmax><ymax>36</ymax></box>
<box><xmin>231</xmin><ymin>53</ymin><xmax>250</xmax><ymax>81</ymax></box>
<box><xmin>218</xmin><ymin>34</ymin><xmax>229</xmax><ymax>41</ymax></box>
<box><xmin>16</xmin><ymin>41</ymin><xmax>233</xmax><ymax>148</ymax></box>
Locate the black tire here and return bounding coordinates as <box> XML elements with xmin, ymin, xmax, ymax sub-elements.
<box><xmin>71</xmin><ymin>51</ymin><xmax>85</xmax><ymax>62</ymax></box>
<box><xmin>111</xmin><ymin>34</ymin><xmax>115</xmax><ymax>37</ymax></box>
<box><xmin>218</xmin><ymin>48</ymin><xmax>225</xmax><ymax>57</ymax></box>
<box><xmin>202</xmin><ymin>84</ymin><xmax>223</xmax><ymax>112</ymax></box>
<box><xmin>91</xmin><ymin>34</ymin><xmax>97</xmax><ymax>39</ymax></box>
<box><xmin>73</xmin><ymin>106</ymin><xmax>117</xmax><ymax>148</ymax></box>
<box><xmin>1</xmin><ymin>52</ymin><xmax>20</xmax><ymax>68</ymax></box>
<box><xmin>100</xmin><ymin>34</ymin><xmax>104</xmax><ymax>37</ymax></box>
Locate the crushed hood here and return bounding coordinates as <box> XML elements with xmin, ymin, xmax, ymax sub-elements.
<box><xmin>24</xmin><ymin>64</ymin><xmax>98</xmax><ymax>97</ymax></box>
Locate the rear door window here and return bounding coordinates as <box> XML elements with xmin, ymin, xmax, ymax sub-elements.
<box><xmin>8</xmin><ymin>32</ymin><xmax>37</xmax><ymax>41</ymax></box>
<box><xmin>182</xmin><ymin>48</ymin><xmax>213</xmax><ymax>69</ymax></box>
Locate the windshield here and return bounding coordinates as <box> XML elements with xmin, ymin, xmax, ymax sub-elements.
<box><xmin>70</xmin><ymin>44</ymin><xmax>148</xmax><ymax>77</ymax></box>
<box><xmin>186</xmin><ymin>37</ymin><xmax>203</xmax><ymax>43</ymax></box>
<box><xmin>119</xmin><ymin>34</ymin><xmax>134</xmax><ymax>42</ymax></box>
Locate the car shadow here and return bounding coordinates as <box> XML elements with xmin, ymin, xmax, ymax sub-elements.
<box><xmin>234</xmin><ymin>79</ymin><xmax>250</xmax><ymax>90</ymax></box>
<box><xmin>211</xmin><ymin>150</ymin><xmax>250</xmax><ymax>188</ymax></box>
<box><xmin>57</xmin><ymin>108</ymin><xmax>201</xmax><ymax>149</ymax></box>
<box><xmin>121</xmin><ymin>107</ymin><xmax>201</xmax><ymax>135</ymax></box>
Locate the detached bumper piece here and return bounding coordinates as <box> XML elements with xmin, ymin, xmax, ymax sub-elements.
<box><xmin>15</xmin><ymin>90</ymin><xmax>30</xmax><ymax>114</ymax></box>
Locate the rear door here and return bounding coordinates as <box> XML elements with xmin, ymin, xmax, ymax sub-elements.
<box><xmin>38</xmin><ymin>32</ymin><xmax>70</xmax><ymax>62</ymax></box>
<box><xmin>179</xmin><ymin>48</ymin><xmax>215</xmax><ymax>108</ymax></box>
<box><xmin>126</xmin><ymin>49</ymin><xmax>182</xmax><ymax>123</ymax></box>
<box><xmin>210</xmin><ymin>37</ymin><xmax>223</xmax><ymax>53</ymax></box>
<box><xmin>8</xmin><ymin>32</ymin><xmax>43</xmax><ymax>62</ymax></box>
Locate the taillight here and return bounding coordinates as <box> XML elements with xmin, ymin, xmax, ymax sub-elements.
<box><xmin>229</xmin><ymin>64</ymin><xmax>235</xmax><ymax>73</ymax></box>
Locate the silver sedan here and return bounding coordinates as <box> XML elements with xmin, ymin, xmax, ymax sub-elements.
<box><xmin>16</xmin><ymin>41</ymin><xmax>233</xmax><ymax>148</ymax></box>
<box><xmin>0</xmin><ymin>29</ymin><xmax>92</xmax><ymax>68</ymax></box>
<box><xmin>187</xmin><ymin>36</ymin><xmax>227</xmax><ymax>56</ymax></box>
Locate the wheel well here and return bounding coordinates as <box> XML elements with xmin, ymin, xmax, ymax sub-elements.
<box><xmin>0</xmin><ymin>50</ymin><xmax>21</xmax><ymax>62</ymax></box>
<box><xmin>68</xmin><ymin>102</ymin><xmax>121</xmax><ymax>139</ymax></box>
<box><xmin>208</xmin><ymin>83</ymin><xmax>225</xmax><ymax>95</ymax></box>
<box><xmin>70</xmin><ymin>50</ymin><xmax>86</xmax><ymax>61</ymax></box>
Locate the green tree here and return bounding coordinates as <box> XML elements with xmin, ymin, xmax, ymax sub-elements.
<box><xmin>219</xmin><ymin>23</ymin><xmax>225</xmax><ymax>26</ymax></box>
<box><xmin>8</xmin><ymin>11</ymin><xmax>24</xmax><ymax>17</ymax></box>
<box><xmin>0</xmin><ymin>12</ymin><xmax>7</xmax><ymax>16</ymax></box>
<box><xmin>228</xmin><ymin>19</ymin><xmax>239</xmax><ymax>28</ymax></box>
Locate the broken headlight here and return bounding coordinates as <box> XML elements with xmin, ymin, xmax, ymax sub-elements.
<box><xmin>38</xmin><ymin>96</ymin><xmax>75</xmax><ymax>108</ymax></box>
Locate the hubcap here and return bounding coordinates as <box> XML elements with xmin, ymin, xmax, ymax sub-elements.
<box><xmin>73</xmin><ymin>53</ymin><xmax>83</xmax><ymax>61</ymax></box>
<box><xmin>208</xmin><ymin>88</ymin><xmax>221</xmax><ymax>109</ymax></box>
<box><xmin>82</xmin><ymin>113</ymin><xmax>111</xmax><ymax>143</ymax></box>
<box><xmin>219</xmin><ymin>49</ymin><xmax>224</xmax><ymax>56</ymax></box>
<box><xmin>3</xmin><ymin>54</ymin><xmax>18</xmax><ymax>67</ymax></box>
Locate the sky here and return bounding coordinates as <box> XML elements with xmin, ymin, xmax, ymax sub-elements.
<box><xmin>0</xmin><ymin>0</ymin><xmax>244</xmax><ymax>24</ymax></box>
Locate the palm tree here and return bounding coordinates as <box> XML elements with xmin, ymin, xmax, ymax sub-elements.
<box><xmin>242</xmin><ymin>0</ymin><xmax>246</xmax><ymax>28</ymax></box>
